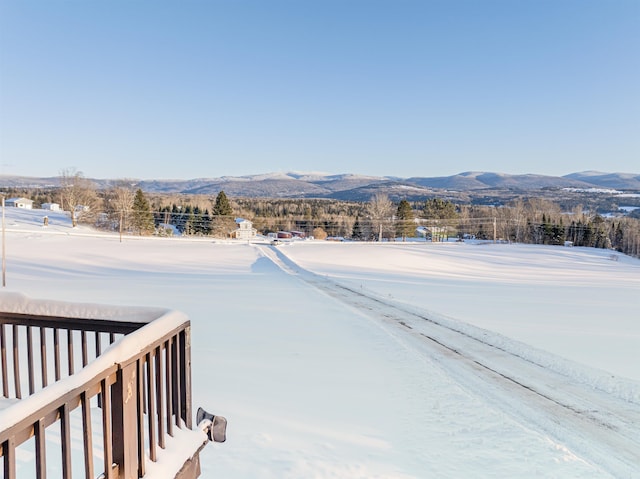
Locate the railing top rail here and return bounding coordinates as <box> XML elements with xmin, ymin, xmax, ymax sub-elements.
<box><xmin>0</xmin><ymin>291</ymin><xmax>169</xmax><ymax>325</ymax></box>
<box><xmin>0</xmin><ymin>311</ymin><xmax>143</xmax><ymax>334</ymax></box>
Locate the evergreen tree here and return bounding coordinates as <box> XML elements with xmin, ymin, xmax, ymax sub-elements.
<box><xmin>423</xmin><ymin>198</ymin><xmax>457</xmax><ymax>220</ymax></box>
<box><xmin>192</xmin><ymin>206</ymin><xmax>204</xmax><ymax>234</ymax></box>
<box><xmin>396</xmin><ymin>200</ymin><xmax>415</xmax><ymax>241</ymax></box>
<box><xmin>542</xmin><ymin>214</ymin><xmax>554</xmax><ymax>245</ymax></box>
<box><xmin>592</xmin><ymin>215</ymin><xmax>608</xmax><ymax>248</ymax></box>
<box><xmin>612</xmin><ymin>222</ymin><xmax>624</xmax><ymax>251</ymax></box>
<box><xmin>202</xmin><ymin>209</ymin><xmax>212</xmax><ymax>235</ymax></box>
<box><xmin>582</xmin><ymin>221</ymin><xmax>593</xmax><ymax>247</ymax></box>
<box><xmin>131</xmin><ymin>189</ymin><xmax>155</xmax><ymax>235</ymax></box>
<box><xmin>211</xmin><ymin>191</ymin><xmax>235</xmax><ymax>237</ymax></box>
<box><xmin>183</xmin><ymin>205</ymin><xmax>195</xmax><ymax>235</ymax></box>
<box><xmin>213</xmin><ymin>191</ymin><xmax>233</xmax><ymax>216</ymax></box>
<box><xmin>351</xmin><ymin>216</ymin><xmax>364</xmax><ymax>240</ymax></box>
<box><xmin>551</xmin><ymin>218</ymin><xmax>565</xmax><ymax>245</ymax></box>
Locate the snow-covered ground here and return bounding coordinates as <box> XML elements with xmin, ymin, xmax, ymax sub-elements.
<box><xmin>280</xmin><ymin>240</ymin><xmax>640</xmax><ymax>383</ymax></box>
<box><xmin>1</xmin><ymin>207</ymin><xmax>639</xmax><ymax>478</ymax></box>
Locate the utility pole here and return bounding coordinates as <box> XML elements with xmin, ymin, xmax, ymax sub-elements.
<box><xmin>2</xmin><ymin>197</ymin><xmax>6</xmax><ymax>287</ymax></box>
<box><xmin>493</xmin><ymin>217</ymin><xmax>497</xmax><ymax>243</ymax></box>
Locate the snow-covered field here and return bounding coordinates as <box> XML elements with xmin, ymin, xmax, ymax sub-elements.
<box><xmin>2</xmin><ymin>208</ymin><xmax>639</xmax><ymax>478</ymax></box>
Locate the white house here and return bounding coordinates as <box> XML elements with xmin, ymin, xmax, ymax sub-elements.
<box><xmin>5</xmin><ymin>197</ymin><xmax>33</xmax><ymax>209</ymax></box>
<box><xmin>231</xmin><ymin>218</ymin><xmax>257</xmax><ymax>240</ymax></box>
<box><xmin>41</xmin><ymin>202</ymin><xmax>61</xmax><ymax>211</ymax></box>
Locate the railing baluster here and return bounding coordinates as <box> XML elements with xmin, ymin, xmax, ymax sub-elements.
<box><xmin>67</xmin><ymin>329</ymin><xmax>74</xmax><ymax>376</ymax></box>
<box><xmin>81</xmin><ymin>391</ymin><xmax>95</xmax><ymax>479</ymax></box>
<box><xmin>12</xmin><ymin>325</ymin><xmax>21</xmax><ymax>399</ymax></box>
<box><xmin>172</xmin><ymin>335</ymin><xmax>181</xmax><ymax>428</ymax></box>
<box><xmin>181</xmin><ymin>328</ymin><xmax>193</xmax><ymax>428</ymax></box>
<box><xmin>101</xmin><ymin>378</ymin><xmax>114</xmax><ymax>479</ymax></box>
<box><xmin>95</xmin><ymin>331</ymin><xmax>102</xmax><ymax>358</ymax></box>
<box><xmin>155</xmin><ymin>345</ymin><xmax>165</xmax><ymax>449</ymax></box>
<box><xmin>1</xmin><ymin>324</ymin><xmax>8</xmax><ymax>398</ymax></box>
<box><xmin>165</xmin><ymin>337</ymin><xmax>173</xmax><ymax>437</ymax></box>
<box><xmin>81</xmin><ymin>330</ymin><xmax>88</xmax><ymax>367</ymax></box>
<box><xmin>60</xmin><ymin>403</ymin><xmax>72</xmax><ymax>479</ymax></box>
<box><xmin>146</xmin><ymin>351</ymin><xmax>157</xmax><ymax>461</ymax></box>
<box><xmin>136</xmin><ymin>359</ymin><xmax>146</xmax><ymax>478</ymax></box>
<box><xmin>96</xmin><ymin>332</ymin><xmax>103</xmax><ymax>409</ymax></box>
<box><xmin>40</xmin><ymin>328</ymin><xmax>48</xmax><ymax>388</ymax></box>
<box><xmin>142</xmin><ymin>355</ymin><xmax>148</xmax><ymax>414</ymax></box>
<box><xmin>53</xmin><ymin>328</ymin><xmax>61</xmax><ymax>382</ymax></box>
<box><xmin>35</xmin><ymin>419</ymin><xmax>46</xmax><ymax>479</ymax></box>
<box><xmin>27</xmin><ymin>326</ymin><xmax>35</xmax><ymax>395</ymax></box>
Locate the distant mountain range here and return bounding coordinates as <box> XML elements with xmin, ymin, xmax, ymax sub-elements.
<box><xmin>1</xmin><ymin>171</ymin><xmax>639</xmax><ymax>200</ymax></box>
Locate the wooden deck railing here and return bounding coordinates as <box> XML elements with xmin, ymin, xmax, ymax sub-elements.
<box><xmin>0</xmin><ymin>294</ymin><xmax>206</xmax><ymax>479</ymax></box>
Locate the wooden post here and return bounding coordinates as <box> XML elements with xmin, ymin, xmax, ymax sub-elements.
<box><xmin>180</xmin><ymin>327</ymin><xmax>193</xmax><ymax>428</ymax></box>
<box><xmin>112</xmin><ymin>362</ymin><xmax>139</xmax><ymax>479</ymax></box>
<box><xmin>3</xmin><ymin>436</ymin><xmax>16</xmax><ymax>479</ymax></box>
<box><xmin>2</xmin><ymin>196</ymin><xmax>6</xmax><ymax>287</ymax></box>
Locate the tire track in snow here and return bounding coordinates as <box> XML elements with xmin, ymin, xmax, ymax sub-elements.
<box><xmin>258</xmin><ymin>244</ymin><xmax>640</xmax><ymax>478</ymax></box>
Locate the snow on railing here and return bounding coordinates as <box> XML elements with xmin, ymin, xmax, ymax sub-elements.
<box><xmin>0</xmin><ymin>293</ymin><xmax>211</xmax><ymax>479</ymax></box>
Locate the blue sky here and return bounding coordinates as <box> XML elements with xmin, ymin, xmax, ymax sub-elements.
<box><xmin>1</xmin><ymin>0</ymin><xmax>638</xmax><ymax>180</ymax></box>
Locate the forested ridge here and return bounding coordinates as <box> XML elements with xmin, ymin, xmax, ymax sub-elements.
<box><xmin>2</xmin><ymin>177</ymin><xmax>640</xmax><ymax>258</ymax></box>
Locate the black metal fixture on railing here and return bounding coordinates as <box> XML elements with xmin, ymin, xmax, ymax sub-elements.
<box><xmin>196</xmin><ymin>407</ymin><xmax>227</xmax><ymax>443</ymax></box>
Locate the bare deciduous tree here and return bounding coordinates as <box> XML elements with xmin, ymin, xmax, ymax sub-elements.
<box><xmin>366</xmin><ymin>193</ymin><xmax>394</xmax><ymax>241</ymax></box>
<box><xmin>59</xmin><ymin>169</ymin><xmax>99</xmax><ymax>227</ymax></box>
<box><xmin>104</xmin><ymin>180</ymin><xmax>137</xmax><ymax>234</ymax></box>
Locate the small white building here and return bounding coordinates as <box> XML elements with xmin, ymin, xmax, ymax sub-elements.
<box><xmin>5</xmin><ymin>197</ymin><xmax>33</xmax><ymax>209</ymax></box>
<box><xmin>41</xmin><ymin>202</ymin><xmax>61</xmax><ymax>211</ymax></box>
<box><xmin>231</xmin><ymin>218</ymin><xmax>257</xmax><ymax>240</ymax></box>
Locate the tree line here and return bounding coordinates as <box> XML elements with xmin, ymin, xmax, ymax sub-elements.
<box><xmin>2</xmin><ymin>170</ymin><xmax>639</xmax><ymax>257</ymax></box>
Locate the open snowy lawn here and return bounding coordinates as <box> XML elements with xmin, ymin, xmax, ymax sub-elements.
<box><xmin>280</xmin><ymin>241</ymin><xmax>640</xmax><ymax>382</ymax></box>
<box><xmin>2</xmin><ymin>212</ymin><xmax>638</xmax><ymax>478</ymax></box>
